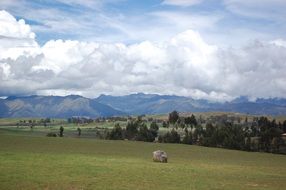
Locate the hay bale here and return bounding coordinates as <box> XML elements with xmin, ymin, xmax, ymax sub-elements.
<box><xmin>153</xmin><ymin>150</ymin><xmax>168</xmax><ymax>163</ymax></box>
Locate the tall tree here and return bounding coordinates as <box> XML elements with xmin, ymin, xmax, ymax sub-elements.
<box><xmin>168</xmin><ymin>111</ymin><xmax>179</xmax><ymax>124</ymax></box>
<box><xmin>59</xmin><ymin>126</ymin><xmax>64</xmax><ymax>137</ymax></box>
<box><xmin>150</xmin><ymin>121</ymin><xmax>159</xmax><ymax>137</ymax></box>
<box><xmin>283</xmin><ymin>120</ymin><xmax>286</xmax><ymax>133</ymax></box>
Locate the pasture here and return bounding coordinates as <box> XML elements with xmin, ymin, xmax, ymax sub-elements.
<box><xmin>0</xmin><ymin>129</ymin><xmax>286</xmax><ymax>190</ymax></box>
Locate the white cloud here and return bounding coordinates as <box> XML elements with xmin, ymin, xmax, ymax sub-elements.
<box><xmin>271</xmin><ymin>39</ymin><xmax>286</xmax><ymax>47</ymax></box>
<box><xmin>162</xmin><ymin>0</ymin><xmax>203</xmax><ymax>7</ymax></box>
<box><xmin>0</xmin><ymin>10</ymin><xmax>39</xmax><ymax>60</ymax></box>
<box><xmin>150</xmin><ymin>11</ymin><xmax>222</xmax><ymax>31</ymax></box>
<box><xmin>224</xmin><ymin>0</ymin><xmax>286</xmax><ymax>20</ymax></box>
<box><xmin>0</xmin><ymin>10</ymin><xmax>35</xmax><ymax>39</ymax></box>
<box><xmin>1</xmin><ymin>10</ymin><xmax>286</xmax><ymax>102</ymax></box>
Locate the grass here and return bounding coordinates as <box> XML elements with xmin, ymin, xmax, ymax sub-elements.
<box><xmin>0</xmin><ymin>129</ymin><xmax>286</xmax><ymax>190</ymax></box>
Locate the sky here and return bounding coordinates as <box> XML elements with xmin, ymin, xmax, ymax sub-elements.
<box><xmin>0</xmin><ymin>0</ymin><xmax>286</xmax><ymax>101</ymax></box>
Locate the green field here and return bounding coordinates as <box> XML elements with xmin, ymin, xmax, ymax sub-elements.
<box><xmin>0</xmin><ymin>129</ymin><xmax>286</xmax><ymax>190</ymax></box>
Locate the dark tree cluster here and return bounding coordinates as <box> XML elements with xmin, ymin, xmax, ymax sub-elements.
<box><xmin>200</xmin><ymin>123</ymin><xmax>245</xmax><ymax>150</ymax></box>
<box><xmin>107</xmin><ymin>120</ymin><xmax>159</xmax><ymax>142</ymax></box>
<box><xmin>158</xmin><ymin>129</ymin><xmax>181</xmax><ymax>143</ymax></box>
<box><xmin>251</xmin><ymin>117</ymin><xmax>284</xmax><ymax>152</ymax></box>
<box><xmin>106</xmin><ymin>111</ymin><xmax>286</xmax><ymax>154</ymax></box>
<box><xmin>67</xmin><ymin>116</ymin><xmax>93</xmax><ymax>124</ymax></box>
<box><xmin>198</xmin><ymin>117</ymin><xmax>285</xmax><ymax>153</ymax></box>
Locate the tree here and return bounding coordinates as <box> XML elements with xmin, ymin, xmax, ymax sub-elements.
<box><xmin>182</xmin><ymin>129</ymin><xmax>193</xmax><ymax>145</ymax></box>
<box><xmin>190</xmin><ymin>114</ymin><xmax>197</xmax><ymax>126</ymax></box>
<box><xmin>257</xmin><ymin>117</ymin><xmax>282</xmax><ymax>152</ymax></box>
<box><xmin>201</xmin><ymin>123</ymin><xmax>216</xmax><ymax>147</ymax></box>
<box><xmin>283</xmin><ymin>120</ymin><xmax>286</xmax><ymax>133</ymax></box>
<box><xmin>77</xmin><ymin>127</ymin><xmax>81</xmax><ymax>136</ymax></box>
<box><xmin>108</xmin><ymin>124</ymin><xmax>124</xmax><ymax>140</ymax></box>
<box><xmin>245</xmin><ymin>117</ymin><xmax>248</xmax><ymax>123</ymax></box>
<box><xmin>125</xmin><ymin>121</ymin><xmax>139</xmax><ymax>140</ymax></box>
<box><xmin>271</xmin><ymin>137</ymin><xmax>284</xmax><ymax>153</ymax></box>
<box><xmin>150</xmin><ymin>121</ymin><xmax>159</xmax><ymax>137</ymax></box>
<box><xmin>162</xmin><ymin>121</ymin><xmax>168</xmax><ymax>128</ymax></box>
<box><xmin>159</xmin><ymin>129</ymin><xmax>181</xmax><ymax>143</ymax></box>
<box><xmin>136</xmin><ymin>124</ymin><xmax>155</xmax><ymax>142</ymax></box>
<box><xmin>45</xmin><ymin>118</ymin><xmax>51</xmax><ymax>123</ymax></box>
<box><xmin>59</xmin><ymin>126</ymin><xmax>64</xmax><ymax>137</ymax></box>
<box><xmin>185</xmin><ymin>114</ymin><xmax>198</xmax><ymax>130</ymax></box>
<box><xmin>214</xmin><ymin>123</ymin><xmax>244</xmax><ymax>150</ymax></box>
<box><xmin>193</xmin><ymin>125</ymin><xmax>204</xmax><ymax>144</ymax></box>
<box><xmin>168</xmin><ymin>111</ymin><xmax>179</xmax><ymax>124</ymax></box>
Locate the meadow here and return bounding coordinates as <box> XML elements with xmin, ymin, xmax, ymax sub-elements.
<box><xmin>0</xmin><ymin>127</ymin><xmax>286</xmax><ymax>190</ymax></box>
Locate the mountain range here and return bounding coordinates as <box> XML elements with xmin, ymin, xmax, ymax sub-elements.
<box><xmin>1</xmin><ymin>93</ymin><xmax>286</xmax><ymax>118</ymax></box>
<box><xmin>0</xmin><ymin>95</ymin><xmax>123</xmax><ymax>118</ymax></box>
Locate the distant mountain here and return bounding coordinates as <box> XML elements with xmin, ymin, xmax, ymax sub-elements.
<box><xmin>96</xmin><ymin>93</ymin><xmax>286</xmax><ymax>116</ymax></box>
<box><xmin>255</xmin><ymin>98</ymin><xmax>286</xmax><ymax>106</ymax></box>
<box><xmin>0</xmin><ymin>95</ymin><xmax>124</xmax><ymax>118</ymax></box>
<box><xmin>1</xmin><ymin>93</ymin><xmax>286</xmax><ymax>118</ymax></box>
<box><xmin>0</xmin><ymin>99</ymin><xmax>9</xmax><ymax>117</ymax></box>
<box><xmin>96</xmin><ymin>93</ymin><xmax>209</xmax><ymax>114</ymax></box>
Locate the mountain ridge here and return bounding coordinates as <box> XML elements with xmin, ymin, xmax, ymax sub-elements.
<box><xmin>1</xmin><ymin>93</ymin><xmax>286</xmax><ymax>118</ymax></box>
<box><xmin>0</xmin><ymin>95</ymin><xmax>124</xmax><ymax>118</ymax></box>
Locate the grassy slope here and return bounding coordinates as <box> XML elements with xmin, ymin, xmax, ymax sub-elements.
<box><xmin>0</xmin><ymin>131</ymin><xmax>286</xmax><ymax>190</ymax></box>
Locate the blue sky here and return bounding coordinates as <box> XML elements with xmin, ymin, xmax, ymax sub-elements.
<box><xmin>0</xmin><ymin>0</ymin><xmax>286</xmax><ymax>100</ymax></box>
<box><xmin>1</xmin><ymin>0</ymin><xmax>285</xmax><ymax>45</ymax></box>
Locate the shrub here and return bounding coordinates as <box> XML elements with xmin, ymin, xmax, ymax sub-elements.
<box><xmin>46</xmin><ymin>132</ymin><xmax>57</xmax><ymax>137</ymax></box>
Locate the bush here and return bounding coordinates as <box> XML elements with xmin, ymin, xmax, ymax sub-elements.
<box><xmin>46</xmin><ymin>132</ymin><xmax>57</xmax><ymax>137</ymax></box>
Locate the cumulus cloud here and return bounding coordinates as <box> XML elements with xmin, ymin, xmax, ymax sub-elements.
<box><xmin>0</xmin><ymin>10</ymin><xmax>286</xmax><ymax>101</ymax></box>
<box><xmin>0</xmin><ymin>10</ymin><xmax>39</xmax><ymax>60</ymax></box>
<box><xmin>0</xmin><ymin>10</ymin><xmax>35</xmax><ymax>39</ymax></box>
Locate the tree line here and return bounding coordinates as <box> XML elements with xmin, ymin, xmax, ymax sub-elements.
<box><xmin>107</xmin><ymin>111</ymin><xmax>286</xmax><ymax>154</ymax></box>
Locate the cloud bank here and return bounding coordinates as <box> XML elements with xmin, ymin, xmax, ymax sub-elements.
<box><xmin>0</xmin><ymin>10</ymin><xmax>286</xmax><ymax>101</ymax></box>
